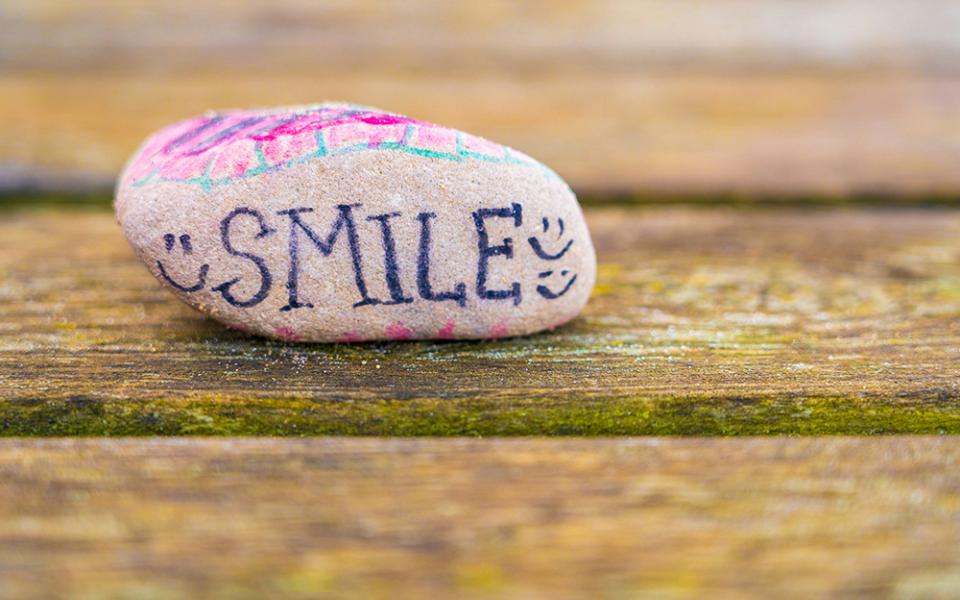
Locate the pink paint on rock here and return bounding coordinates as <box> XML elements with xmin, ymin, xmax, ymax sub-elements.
<box><xmin>461</xmin><ymin>132</ymin><xmax>503</xmax><ymax>158</ymax></box>
<box><xmin>488</xmin><ymin>322</ymin><xmax>511</xmax><ymax>339</ymax></box>
<box><xmin>124</xmin><ymin>103</ymin><xmax>526</xmax><ymax>188</ymax></box>
<box><xmin>357</xmin><ymin>113</ymin><xmax>414</xmax><ymax>126</ymax></box>
<box><xmin>252</xmin><ymin>109</ymin><xmax>415</xmax><ymax>142</ymax></box>
<box><xmin>327</xmin><ymin>122</ymin><xmax>406</xmax><ymax>150</ymax></box>
<box><xmin>157</xmin><ymin>151</ymin><xmax>210</xmax><ymax>180</ymax></box>
<box><xmin>437</xmin><ymin>319</ymin><xmax>457</xmax><ymax>339</ymax></box>
<box><xmin>124</xmin><ymin>117</ymin><xmax>207</xmax><ymax>181</ymax></box>
<box><xmin>261</xmin><ymin>131</ymin><xmax>314</xmax><ymax>166</ymax></box>
<box><xmin>385</xmin><ymin>322</ymin><xmax>415</xmax><ymax>341</ymax></box>
<box><xmin>410</xmin><ymin>125</ymin><xmax>457</xmax><ymax>153</ymax></box>
<box><xmin>251</xmin><ymin>112</ymin><xmax>324</xmax><ymax>141</ymax></box>
<box><xmin>274</xmin><ymin>327</ymin><xmax>302</xmax><ymax>342</ymax></box>
<box><xmin>208</xmin><ymin>140</ymin><xmax>256</xmax><ymax>179</ymax></box>
<box><xmin>179</xmin><ymin>114</ymin><xmax>271</xmax><ymax>157</ymax></box>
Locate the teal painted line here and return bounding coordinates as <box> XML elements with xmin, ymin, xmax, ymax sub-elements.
<box><xmin>130</xmin><ymin>168</ymin><xmax>158</xmax><ymax>188</ymax></box>
<box><xmin>460</xmin><ymin>150</ymin><xmax>503</xmax><ymax>163</ymax></box>
<box><xmin>184</xmin><ymin>156</ymin><xmax>218</xmax><ymax>192</ymax></box>
<box><xmin>502</xmin><ymin>148</ymin><xmax>525</xmax><ymax>164</ymax></box>
<box><xmin>291</xmin><ymin>130</ymin><xmax>330</xmax><ymax>166</ymax></box>
<box><xmin>241</xmin><ymin>143</ymin><xmax>272</xmax><ymax>177</ymax></box>
<box><xmin>400</xmin><ymin>146</ymin><xmax>464</xmax><ymax>161</ymax></box>
<box><xmin>317</xmin><ymin>129</ymin><xmax>327</xmax><ymax>156</ymax></box>
<box><xmin>457</xmin><ymin>131</ymin><xmax>511</xmax><ymax>164</ymax></box>
<box><xmin>331</xmin><ymin>142</ymin><xmax>371</xmax><ymax>155</ymax></box>
<box><xmin>315</xmin><ymin>129</ymin><xmax>328</xmax><ymax>157</ymax></box>
<box><xmin>183</xmin><ymin>175</ymin><xmax>209</xmax><ymax>191</ymax></box>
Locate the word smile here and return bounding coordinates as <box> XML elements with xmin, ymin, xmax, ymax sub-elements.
<box><xmin>156</xmin><ymin>203</ymin><xmax>579</xmax><ymax>311</ymax></box>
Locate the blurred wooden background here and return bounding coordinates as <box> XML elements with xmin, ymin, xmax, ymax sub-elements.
<box><xmin>3</xmin><ymin>0</ymin><xmax>960</xmax><ymax>199</ymax></box>
<box><xmin>5</xmin><ymin>6</ymin><xmax>960</xmax><ymax>593</ymax></box>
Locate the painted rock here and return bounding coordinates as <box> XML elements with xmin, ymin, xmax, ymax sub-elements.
<box><xmin>115</xmin><ymin>103</ymin><xmax>595</xmax><ymax>342</ymax></box>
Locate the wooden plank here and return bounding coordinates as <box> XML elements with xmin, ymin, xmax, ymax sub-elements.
<box><xmin>3</xmin><ymin>1</ymin><xmax>960</xmax><ymax>197</ymax></box>
<box><xmin>1</xmin><ymin>437</ymin><xmax>959</xmax><ymax>598</ymax></box>
<box><xmin>4</xmin><ymin>71</ymin><xmax>960</xmax><ymax>199</ymax></box>
<box><xmin>3</xmin><ymin>205</ymin><xmax>960</xmax><ymax>435</ymax></box>
<box><xmin>6</xmin><ymin>0</ymin><xmax>960</xmax><ymax>72</ymax></box>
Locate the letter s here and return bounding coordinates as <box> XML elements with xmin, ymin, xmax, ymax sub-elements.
<box><xmin>211</xmin><ymin>207</ymin><xmax>275</xmax><ymax>308</ymax></box>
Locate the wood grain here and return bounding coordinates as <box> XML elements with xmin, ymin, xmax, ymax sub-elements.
<box><xmin>3</xmin><ymin>1</ymin><xmax>960</xmax><ymax>197</ymax></box>
<box><xmin>7</xmin><ymin>0</ymin><xmax>960</xmax><ymax>72</ymax></box>
<box><xmin>5</xmin><ymin>71</ymin><xmax>960</xmax><ymax>199</ymax></box>
<box><xmin>3</xmin><ymin>206</ymin><xmax>960</xmax><ymax>434</ymax></box>
<box><xmin>1</xmin><ymin>437</ymin><xmax>959</xmax><ymax>599</ymax></box>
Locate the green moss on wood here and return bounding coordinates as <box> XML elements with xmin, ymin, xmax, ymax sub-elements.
<box><xmin>2</xmin><ymin>394</ymin><xmax>959</xmax><ymax>436</ymax></box>
<box><xmin>4</xmin><ymin>207</ymin><xmax>960</xmax><ymax>435</ymax></box>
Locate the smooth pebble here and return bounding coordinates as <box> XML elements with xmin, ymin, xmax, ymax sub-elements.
<box><xmin>115</xmin><ymin>102</ymin><xmax>596</xmax><ymax>342</ymax></box>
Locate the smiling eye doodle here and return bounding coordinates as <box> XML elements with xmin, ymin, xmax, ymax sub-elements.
<box><xmin>529</xmin><ymin>216</ymin><xmax>577</xmax><ymax>299</ymax></box>
<box><xmin>156</xmin><ymin>232</ymin><xmax>209</xmax><ymax>292</ymax></box>
<box><xmin>528</xmin><ymin>216</ymin><xmax>573</xmax><ymax>260</ymax></box>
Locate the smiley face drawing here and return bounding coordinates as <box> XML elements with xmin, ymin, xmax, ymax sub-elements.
<box><xmin>156</xmin><ymin>232</ymin><xmax>209</xmax><ymax>293</ymax></box>
<box><xmin>528</xmin><ymin>216</ymin><xmax>577</xmax><ymax>299</ymax></box>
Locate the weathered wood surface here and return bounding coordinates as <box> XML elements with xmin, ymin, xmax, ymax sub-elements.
<box><xmin>4</xmin><ymin>0</ymin><xmax>960</xmax><ymax>197</ymax></box>
<box><xmin>1</xmin><ymin>437</ymin><xmax>959</xmax><ymax>599</ymax></box>
<box><xmin>3</xmin><ymin>205</ymin><xmax>960</xmax><ymax>435</ymax></box>
<box><xmin>6</xmin><ymin>72</ymin><xmax>960</xmax><ymax>200</ymax></box>
<box><xmin>9</xmin><ymin>0</ymin><xmax>960</xmax><ymax>72</ymax></box>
